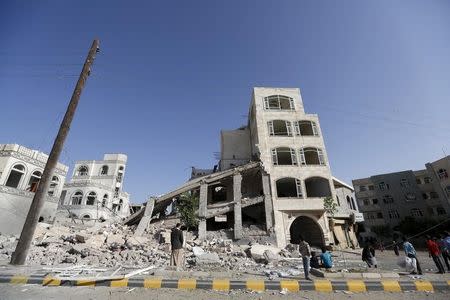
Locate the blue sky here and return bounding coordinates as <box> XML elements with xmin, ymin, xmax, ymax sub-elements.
<box><xmin>1</xmin><ymin>1</ymin><xmax>450</xmax><ymax>203</ymax></box>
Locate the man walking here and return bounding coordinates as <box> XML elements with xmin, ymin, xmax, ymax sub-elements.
<box><xmin>298</xmin><ymin>235</ymin><xmax>312</xmax><ymax>280</ymax></box>
<box><xmin>426</xmin><ymin>236</ymin><xmax>445</xmax><ymax>274</ymax></box>
<box><xmin>170</xmin><ymin>223</ymin><xmax>184</xmax><ymax>270</ymax></box>
<box><xmin>402</xmin><ymin>237</ymin><xmax>422</xmax><ymax>275</ymax></box>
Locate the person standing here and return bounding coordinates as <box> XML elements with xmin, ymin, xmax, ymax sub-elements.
<box><xmin>298</xmin><ymin>235</ymin><xmax>312</xmax><ymax>280</ymax></box>
<box><xmin>392</xmin><ymin>240</ymin><xmax>400</xmax><ymax>256</ymax></box>
<box><xmin>438</xmin><ymin>233</ymin><xmax>450</xmax><ymax>272</ymax></box>
<box><xmin>402</xmin><ymin>237</ymin><xmax>422</xmax><ymax>275</ymax></box>
<box><xmin>170</xmin><ymin>223</ymin><xmax>184</xmax><ymax>270</ymax></box>
<box><xmin>426</xmin><ymin>236</ymin><xmax>445</xmax><ymax>274</ymax></box>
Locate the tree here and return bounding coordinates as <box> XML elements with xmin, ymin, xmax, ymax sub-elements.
<box><xmin>177</xmin><ymin>192</ymin><xmax>199</xmax><ymax>230</ymax></box>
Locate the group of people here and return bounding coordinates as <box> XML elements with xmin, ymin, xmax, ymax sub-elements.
<box><xmin>362</xmin><ymin>231</ymin><xmax>450</xmax><ymax>275</ymax></box>
<box><xmin>170</xmin><ymin>223</ymin><xmax>450</xmax><ymax>278</ymax></box>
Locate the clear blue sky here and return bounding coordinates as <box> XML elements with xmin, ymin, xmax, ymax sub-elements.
<box><xmin>1</xmin><ymin>1</ymin><xmax>450</xmax><ymax>203</ymax></box>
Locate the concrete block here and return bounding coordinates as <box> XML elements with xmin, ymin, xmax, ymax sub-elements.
<box><xmin>362</xmin><ymin>272</ymin><xmax>382</xmax><ymax>279</ymax></box>
<box><xmin>381</xmin><ymin>272</ymin><xmax>400</xmax><ymax>278</ymax></box>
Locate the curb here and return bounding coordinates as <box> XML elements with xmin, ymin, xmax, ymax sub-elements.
<box><xmin>0</xmin><ymin>275</ymin><xmax>449</xmax><ymax>292</ymax></box>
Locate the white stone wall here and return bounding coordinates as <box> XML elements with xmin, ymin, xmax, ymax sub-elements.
<box><xmin>60</xmin><ymin>153</ymin><xmax>131</xmax><ymax>220</ymax></box>
<box><xmin>250</xmin><ymin>88</ymin><xmax>336</xmax><ymax>247</ymax></box>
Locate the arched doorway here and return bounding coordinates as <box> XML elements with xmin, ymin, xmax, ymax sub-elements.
<box><xmin>289</xmin><ymin>216</ymin><xmax>324</xmax><ymax>247</ymax></box>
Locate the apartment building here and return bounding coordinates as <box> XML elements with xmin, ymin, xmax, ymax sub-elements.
<box><xmin>353</xmin><ymin>156</ymin><xmax>450</xmax><ymax>235</ymax></box>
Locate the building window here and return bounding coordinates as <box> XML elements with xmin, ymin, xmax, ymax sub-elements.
<box><xmin>299</xmin><ymin>147</ymin><xmax>325</xmax><ymax>166</ymax></box>
<box><xmin>263</xmin><ymin>95</ymin><xmax>295</xmax><ymax>110</ymax></box>
<box><xmin>5</xmin><ymin>164</ymin><xmax>26</xmax><ymax>188</ymax></box>
<box><xmin>430</xmin><ymin>192</ymin><xmax>439</xmax><ymax>199</ymax></box>
<box><xmin>86</xmin><ymin>192</ymin><xmax>97</xmax><ymax>205</ymax></box>
<box><xmin>368</xmin><ymin>185</ymin><xmax>374</xmax><ymax>191</ymax></box>
<box><xmin>272</xmin><ymin>147</ymin><xmax>297</xmax><ymax>166</ymax></box>
<box><xmin>359</xmin><ymin>186</ymin><xmax>367</xmax><ymax>192</ymax></box>
<box><xmin>378</xmin><ymin>182</ymin><xmax>389</xmax><ymax>191</ymax></box>
<box><xmin>363</xmin><ymin>199</ymin><xmax>370</xmax><ymax>206</ymax></box>
<box><xmin>416</xmin><ymin>178</ymin><xmax>422</xmax><ymax>185</ymax></box>
<box><xmin>372</xmin><ymin>198</ymin><xmax>378</xmax><ymax>204</ymax></box>
<box><xmin>336</xmin><ymin>195</ymin><xmax>340</xmax><ymax>206</ymax></box>
<box><xmin>422</xmin><ymin>193</ymin><xmax>429</xmax><ymax>200</ymax></box>
<box><xmin>71</xmin><ymin>191</ymin><xmax>83</xmax><ymax>205</ymax></box>
<box><xmin>424</xmin><ymin>177</ymin><xmax>432</xmax><ymax>183</ymax></box>
<box><xmin>276</xmin><ymin>178</ymin><xmax>302</xmax><ymax>198</ymax></box>
<box><xmin>27</xmin><ymin>170</ymin><xmax>42</xmax><ymax>192</ymax></box>
<box><xmin>400</xmin><ymin>178</ymin><xmax>410</xmax><ymax>187</ymax></box>
<box><xmin>438</xmin><ymin>169</ymin><xmax>448</xmax><ymax>180</ymax></box>
<box><xmin>376</xmin><ymin>212</ymin><xmax>383</xmax><ymax>219</ymax></box>
<box><xmin>293</xmin><ymin>120</ymin><xmax>319</xmax><ymax>136</ymax></box>
<box><xmin>388</xmin><ymin>210</ymin><xmax>400</xmax><ymax>219</ymax></box>
<box><xmin>47</xmin><ymin>176</ymin><xmax>59</xmax><ymax>196</ymax></box>
<box><xmin>267</xmin><ymin>120</ymin><xmax>293</xmax><ymax>136</ymax></box>
<box><xmin>114</xmin><ymin>187</ymin><xmax>120</xmax><ymax>198</ymax></box>
<box><xmin>410</xmin><ymin>208</ymin><xmax>423</xmax><ymax>217</ymax></box>
<box><xmin>117</xmin><ymin>166</ymin><xmax>124</xmax><ymax>182</ymax></box>
<box><xmin>100</xmin><ymin>165</ymin><xmax>109</xmax><ymax>175</ymax></box>
<box><xmin>383</xmin><ymin>195</ymin><xmax>394</xmax><ymax>204</ymax></box>
<box><xmin>437</xmin><ymin>206</ymin><xmax>446</xmax><ymax>215</ymax></box>
<box><xmin>404</xmin><ymin>193</ymin><xmax>416</xmax><ymax>201</ymax></box>
<box><xmin>102</xmin><ymin>194</ymin><xmax>108</xmax><ymax>207</ymax></box>
<box><xmin>77</xmin><ymin>166</ymin><xmax>89</xmax><ymax>176</ymax></box>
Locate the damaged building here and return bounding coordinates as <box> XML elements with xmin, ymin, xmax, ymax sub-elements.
<box><xmin>129</xmin><ymin>87</ymin><xmax>363</xmax><ymax>248</ymax></box>
<box><xmin>0</xmin><ymin>144</ymin><xmax>68</xmax><ymax>234</ymax></box>
<box><xmin>58</xmin><ymin>153</ymin><xmax>131</xmax><ymax>221</ymax></box>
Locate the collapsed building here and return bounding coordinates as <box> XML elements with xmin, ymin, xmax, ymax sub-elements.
<box><xmin>58</xmin><ymin>154</ymin><xmax>131</xmax><ymax>221</ymax></box>
<box><xmin>0</xmin><ymin>144</ymin><xmax>68</xmax><ymax>234</ymax></box>
<box><xmin>129</xmin><ymin>87</ymin><xmax>364</xmax><ymax>249</ymax></box>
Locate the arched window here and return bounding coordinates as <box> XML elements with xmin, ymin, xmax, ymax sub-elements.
<box><xmin>336</xmin><ymin>195</ymin><xmax>341</xmax><ymax>206</ymax></box>
<box><xmin>263</xmin><ymin>95</ymin><xmax>295</xmax><ymax>110</ymax></box>
<box><xmin>71</xmin><ymin>191</ymin><xmax>83</xmax><ymax>205</ymax></box>
<box><xmin>27</xmin><ymin>170</ymin><xmax>42</xmax><ymax>192</ymax></box>
<box><xmin>102</xmin><ymin>194</ymin><xmax>108</xmax><ymax>207</ymax></box>
<box><xmin>267</xmin><ymin>120</ymin><xmax>292</xmax><ymax>136</ymax></box>
<box><xmin>82</xmin><ymin>214</ymin><xmax>91</xmax><ymax>220</ymax></box>
<box><xmin>47</xmin><ymin>176</ymin><xmax>59</xmax><ymax>196</ymax></box>
<box><xmin>276</xmin><ymin>178</ymin><xmax>302</xmax><ymax>198</ymax></box>
<box><xmin>304</xmin><ymin>177</ymin><xmax>331</xmax><ymax>198</ymax></box>
<box><xmin>438</xmin><ymin>168</ymin><xmax>448</xmax><ymax>180</ymax></box>
<box><xmin>86</xmin><ymin>192</ymin><xmax>97</xmax><ymax>205</ymax></box>
<box><xmin>271</xmin><ymin>147</ymin><xmax>297</xmax><ymax>166</ymax></box>
<box><xmin>346</xmin><ymin>196</ymin><xmax>352</xmax><ymax>209</ymax></box>
<box><xmin>77</xmin><ymin>166</ymin><xmax>89</xmax><ymax>176</ymax></box>
<box><xmin>294</xmin><ymin>121</ymin><xmax>319</xmax><ymax>136</ymax></box>
<box><xmin>5</xmin><ymin>164</ymin><xmax>26</xmax><ymax>188</ymax></box>
<box><xmin>351</xmin><ymin>197</ymin><xmax>356</xmax><ymax>210</ymax></box>
<box><xmin>299</xmin><ymin>147</ymin><xmax>325</xmax><ymax>166</ymax></box>
<box><xmin>100</xmin><ymin>165</ymin><xmax>109</xmax><ymax>175</ymax></box>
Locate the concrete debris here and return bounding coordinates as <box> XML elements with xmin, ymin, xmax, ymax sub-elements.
<box><xmin>0</xmin><ymin>221</ymin><xmax>309</xmax><ymax>276</ymax></box>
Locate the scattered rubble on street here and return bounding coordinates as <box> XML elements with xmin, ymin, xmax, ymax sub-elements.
<box><xmin>0</xmin><ymin>218</ymin><xmax>377</xmax><ymax>279</ymax></box>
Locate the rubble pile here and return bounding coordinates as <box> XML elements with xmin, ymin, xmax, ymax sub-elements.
<box><xmin>0</xmin><ymin>222</ymin><xmax>306</xmax><ymax>278</ymax></box>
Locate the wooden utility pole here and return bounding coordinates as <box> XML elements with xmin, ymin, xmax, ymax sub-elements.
<box><xmin>10</xmin><ymin>39</ymin><xmax>100</xmax><ymax>265</ymax></box>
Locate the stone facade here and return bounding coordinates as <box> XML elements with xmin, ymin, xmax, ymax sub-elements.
<box><xmin>0</xmin><ymin>144</ymin><xmax>68</xmax><ymax>234</ymax></box>
<box><xmin>219</xmin><ymin>87</ymin><xmax>363</xmax><ymax>248</ymax></box>
<box><xmin>353</xmin><ymin>156</ymin><xmax>450</xmax><ymax>237</ymax></box>
<box><xmin>58</xmin><ymin>153</ymin><xmax>130</xmax><ymax>220</ymax></box>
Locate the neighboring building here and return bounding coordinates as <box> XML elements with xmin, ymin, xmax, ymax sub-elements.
<box><xmin>353</xmin><ymin>156</ymin><xmax>450</xmax><ymax>237</ymax></box>
<box><xmin>58</xmin><ymin>154</ymin><xmax>130</xmax><ymax>220</ymax></box>
<box><xmin>131</xmin><ymin>87</ymin><xmax>363</xmax><ymax>249</ymax></box>
<box><xmin>0</xmin><ymin>144</ymin><xmax>68</xmax><ymax>234</ymax></box>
